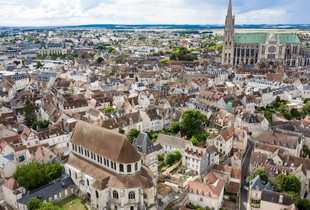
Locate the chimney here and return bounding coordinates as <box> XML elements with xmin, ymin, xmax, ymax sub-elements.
<box><xmin>279</xmin><ymin>194</ymin><xmax>283</xmax><ymax>203</ymax></box>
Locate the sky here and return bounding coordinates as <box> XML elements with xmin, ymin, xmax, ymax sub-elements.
<box><xmin>0</xmin><ymin>0</ymin><xmax>309</xmax><ymax>27</ymax></box>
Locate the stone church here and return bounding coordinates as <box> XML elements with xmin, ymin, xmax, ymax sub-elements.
<box><xmin>222</xmin><ymin>0</ymin><xmax>310</xmax><ymax>67</ymax></box>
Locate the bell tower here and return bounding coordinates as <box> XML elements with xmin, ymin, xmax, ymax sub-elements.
<box><xmin>221</xmin><ymin>0</ymin><xmax>235</xmax><ymax>66</ymax></box>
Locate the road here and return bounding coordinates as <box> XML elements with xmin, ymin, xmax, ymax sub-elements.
<box><xmin>240</xmin><ymin>139</ymin><xmax>255</xmax><ymax>210</ymax></box>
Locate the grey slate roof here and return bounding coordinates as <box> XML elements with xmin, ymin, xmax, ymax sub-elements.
<box><xmin>261</xmin><ymin>190</ymin><xmax>293</xmax><ymax>206</ymax></box>
<box><xmin>0</xmin><ymin>154</ymin><xmax>14</xmax><ymax>167</ymax></box>
<box><xmin>132</xmin><ymin>132</ymin><xmax>156</xmax><ymax>155</ymax></box>
<box><xmin>17</xmin><ymin>177</ymin><xmax>74</xmax><ymax>205</ymax></box>
<box><xmin>249</xmin><ymin>175</ymin><xmax>272</xmax><ymax>191</ymax></box>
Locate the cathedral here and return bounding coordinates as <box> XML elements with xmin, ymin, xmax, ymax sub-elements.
<box><xmin>222</xmin><ymin>0</ymin><xmax>310</xmax><ymax>67</ymax></box>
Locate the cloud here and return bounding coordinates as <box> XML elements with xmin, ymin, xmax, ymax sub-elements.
<box><xmin>0</xmin><ymin>0</ymin><xmax>307</xmax><ymax>26</ymax></box>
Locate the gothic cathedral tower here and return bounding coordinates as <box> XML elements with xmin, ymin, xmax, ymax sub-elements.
<box><xmin>221</xmin><ymin>0</ymin><xmax>235</xmax><ymax>66</ymax></box>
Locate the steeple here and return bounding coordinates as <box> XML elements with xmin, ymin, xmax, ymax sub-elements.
<box><xmin>227</xmin><ymin>0</ymin><xmax>232</xmax><ymax>17</ymax></box>
<box><xmin>225</xmin><ymin>0</ymin><xmax>234</xmax><ymax>30</ymax></box>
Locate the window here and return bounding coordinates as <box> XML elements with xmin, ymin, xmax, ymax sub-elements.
<box><xmin>87</xmin><ymin>179</ymin><xmax>89</xmax><ymax>186</ymax></box>
<box><xmin>127</xmin><ymin>164</ymin><xmax>132</xmax><ymax>173</ymax></box>
<box><xmin>135</xmin><ymin>163</ymin><xmax>138</xmax><ymax>171</ymax></box>
<box><xmin>96</xmin><ymin>190</ymin><xmax>99</xmax><ymax>198</ymax></box>
<box><xmin>113</xmin><ymin>190</ymin><xmax>119</xmax><ymax>199</ymax></box>
<box><xmin>200</xmin><ymin>197</ymin><xmax>203</xmax><ymax>202</ymax></box>
<box><xmin>120</xmin><ymin>164</ymin><xmax>124</xmax><ymax>172</ymax></box>
<box><xmin>128</xmin><ymin>191</ymin><xmax>135</xmax><ymax>199</ymax></box>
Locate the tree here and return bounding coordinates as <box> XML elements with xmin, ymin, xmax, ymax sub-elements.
<box><xmin>291</xmin><ymin>109</ymin><xmax>301</xmax><ymax>119</ymax></box>
<box><xmin>190</xmin><ymin>137</ymin><xmax>199</xmax><ymax>146</ymax></box>
<box><xmin>160</xmin><ymin>59</ymin><xmax>168</xmax><ymax>64</ymax></box>
<box><xmin>164</xmin><ymin>150</ymin><xmax>181</xmax><ymax>166</ymax></box>
<box><xmin>246</xmin><ymin>176</ymin><xmax>253</xmax><ymax>186</ymax></box>
<box><xmin>180</xmin><ymin>110</ymin><xmax>208</xmax><ymax>138</ymax></box>
<box><xmin>39</xmin><ymin>203</ymin><xmax>61</xmax><ymax>210</ymax></box>
<box><xmin>27</xmin><ymin>197</ymin><xmax>42</xmax><ymax>210</ymax></box>
<box><xmin>296</xmin><ymin>199</ymin><xmax>310</xmax><ymax>210</ymax></box>
<box><xmin>303</xmin><ymin>102</ymin><xmax>310</xmax><ymax>115</ymax></box>
<box><xmin>119</xmin><ymin>128</ymin><xmax>125</xmax><ymax>134</ymax></box>
<box><xmin>157</xmin><ymin>153</ymin><xmax>164</xmax><ymax>162</ymax></box>
<box><xmin>276</xmin><ymin>96</ymin><xmax>281</xmax><ymax>103</ymax></box>
<box><xmin>31</xmin><ymin>120</ymin><xmax>51</xmax><ymax>130</ymax></box>
<box><xmin>115</xmin><ymin>58</ymin><xmax>123</xmax><ymax>63</ymax></box>
<box><xmin>24</xmin><ymin>100</ymin><xmax>37</xmax><ymax>127</ymax></box>
<box><xmin>252</xmin><ymin>169</ymin><xmax>269</xmax><ymax>184</ymax></box>
<box><xmin>283</xmin><ymin>112</ymin><xmax>292</xmax><ymax>120</ymax></box>
<box><xmin>96</xmin><ymin>57</ymin><xmax>104</xmax><ymax>64</ymax></box>
<box><xmin>13</xmin><ymin>162</ymin><xmax>62</xmax><ymax>191</ymax></box>
<box><xmin>276</xmin><ymin>174</ymin><xmax>301</xmax><ymax>195</ymax></box>
<box><xmin>104</xmin><ymin>106</ymin><xmax>115</xmax><ymax>113</ymax></box>
<box><xmin>126</xmin><ymin>128</ymin><xmax>141</xmax><ymax>143</ymax></box>
<box><xmin>36</xmin><ymin>61</ymin><xmax>43</xmax><ymax>69</ymax></box>
<box><xmin>170</xmin><ymin>122</ymin><xmax>181</xmax><ymax>134</ymax></box>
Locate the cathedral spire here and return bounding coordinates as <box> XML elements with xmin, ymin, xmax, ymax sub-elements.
<box><xmin>227</xmin><ymin>0</ymin><xmax>232</xmax><ymax>17</ymax></box>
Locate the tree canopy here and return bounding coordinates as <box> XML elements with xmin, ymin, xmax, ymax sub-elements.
<box><xmin>276</xmin><ymin>174</ymin><xmax>301</xmax><ymax>195</ymax></box>
<box><xmin>164</xmin><ymin>150</ymin><xmax>182</xmax><ymax>166</ymax></box>
<box><xmin>96</xmin><ymin>57</ymin><xmax>104</xmax><ymax>64</ymax></box>
<box><xmin>27</xmin><ymin>198</ymin><xmax>61</xmax><ymax>210</ymax></box>
<box><xmin>246</xmin><ymin>169</ymin><xmax>269</xmax><ymax>186</ymax></box>
<box><xmin>304</xmin><ymin>102</ymin><xmax>310</xmax><ymax>115</ymax></box>
<box><xmin>179</xmin><ymin>110</ymin><xmax>208</xmax><ymax>138</ymax></box>
<box><xmin>24</xmin><ymin>100</ymin><xmax>37</xmax><ymax>127</ymax></box>
<box><xmin>104</xmin><ymin>106</ymin><xmax>115</xmax><ymax>113</ymax></box>
<box><xmin>126</xmin><ymin>128</ymin><xmax>141</xmax><ymax>143</ymax></box>
<box><xmin>31</xmin><ymin>120</ymin><xmax>52</xmax><ymax>130</ymax></box>
<box><xmin>13</xmin><ymin>162</ymin><xmax>62</xmax><ymax>191</ymax></box>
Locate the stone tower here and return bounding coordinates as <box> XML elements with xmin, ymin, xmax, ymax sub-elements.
<box><xmin>221</xmin><ymin>0</ymin><xmax>235</xmax><ymax>66</ymax></box>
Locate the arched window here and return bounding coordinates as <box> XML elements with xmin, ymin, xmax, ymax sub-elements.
<box><xmin>120</xmin><ymin>164</ymin><xmax>124</xmax><ymax>172</ymax></box>
<box><xmin>127</xmin><ymin>164</ymin><xmax>131</xmax><ymax>173</ymax></box>
<box><xmin>113</xmin><ymin>190</ymin><xmax>119</xmax><ymax>199</ymax></box>
<box><xmin>128</xmin><ymin>191</ymin><xmax>135</xmax><ymax>199</ymax></box>
<box><xmin>135</xmin><ymin>162</ymin><xmax>138</xmax><ymax>171</ymax></box>
<box><xmin>96</xmin><ymin>190</ymin><xmax>99</xmax><ymax>198</ymax></box>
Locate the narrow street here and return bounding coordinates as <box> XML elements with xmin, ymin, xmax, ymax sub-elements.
<box><xmin>240</xmin><ymin>140</ymin><xmax>255</xmax><ymax>210</ymax></box>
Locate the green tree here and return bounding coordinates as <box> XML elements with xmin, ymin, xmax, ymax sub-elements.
<box><xmin>291</xmin><ymin>109</ymin><xmax>301</xmax><ymax>119</ymax></box>
<box><xmin>283</xmin><ymin>112</ymin><xmax>292</xmax><ymax>120</ymax></box>
<box><xmin>180</xmin><ymin>110</ymin><xmax>208</xmax><ymax>138</ymax></box>
<box><xmin>126</xmin><ymin>128</ymin><xmax>141</xmax><ymax>143</ymax></box>
<box><xmin>157</xmin><ymin>153</ymin><xmax>164</xmax><ymax>162</ymax></box>
<box><xmin>31</xmin><ymin>120</ymin><xmax>51</xmax><ymax>130</ymax></box>
<box><xmin>104</xmin><ymin>106</ymin><xmax>115</xmax><ymax>113</ymax></box>
<box><xmin>164</xmin><ymin>150</ymin><xmax>181</xmax><ymax>166</ymax></box>
<box><xmin>276</xmin><ymin>174</ymin><xmax>301</xmax><ymax>195</ymax></box>
<box><xmin>24</xmin><ymin>100</ymin><xmax>37</xmax><ymax>127</ymax></box>
<box><xmin>303</xmin><ymin>102</ymin><xmax>310</xmax><ymax>115</ymax></box>
<box><xmin>97</xmin><ymin>57</ymin><xmax>104</xmax><ymax>64</ymax></box>
<box><xmin>252</xmin><ymin>169</ymin><xmax>269</xmax><ymax>184</ymax></box>
<box><xmin>170</xmin><ymin>122</ymin><xmax>181</xmax><ymax>134</ymax></box>
<box><xmin>160</xmin><ymin>59</ymin><xmax>168</xmax><ymax>64</ymax></box>
<box><xmin>119</xmin><ymin>128</ymin><xmax>125</xmax><ymax>134</ymax></box>
<box><xmin>27</xmin><ymin>197</ymin><xmax>42</xmax><ymax>210</ymax></box>
<box><xmin>275</xmin><ymin>96</ymin><xmax>281</xmax><ymax>103</ymax></box>
<box><xmin>36</xmin><ymin>61</ymin><xmax>43</xmax><ymax>69</ymax></box>
<box><xmin>246</xmin><ymin>176</ymin><xmax>253</xmax><ymax>186</ymax></box>
<box><xmin>296</xmin><ymin>199</ymin><xmax>310</xmax><ymax>210</ymax></box>
<box><xmin>190</xmin><ymin>137</ymin><xmax>199</xmax><ymax>146</ymax></box>
<box><xmin>13</xmin><ymin>162</ymin><xmax>62</xmax><ymax>191</ymax></box>
<box><xmin>115</xmin><ymin>58</ymin><xmax>123</xmax><ymax>63</ymax></box>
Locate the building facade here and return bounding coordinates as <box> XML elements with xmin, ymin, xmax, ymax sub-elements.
<box><xmin>222</xmin><ymin>0</ymin><xmax>310</xmax><ymax>67</ymax></box>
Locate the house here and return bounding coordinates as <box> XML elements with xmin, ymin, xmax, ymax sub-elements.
<box><xmin>207</xmin><ymin>126</ymin><xmax>234</xmax><ymax>158</ymax></box>
<box><xmin>260</xmin><ymin>190</ymin><xmax>294</xmax><ymax>210</ymax></box>
<box><xmin>187</xmin><ymin>171</ymin><xmax>225</xmax><ymax>210</ymax></box>
<box><xmin>132</xmin><ymin>132</ymin><xmax>158</xmax><ymax>179</ymax></box>
<box><xmin>64</xmin><ymin>121</ymin><xmax>156</xmax><ymax>210</ymax></box>
<box><xmin>182</xmin><ymin>145</ymin><xmax>210</xmax><ymax>175</ymax></box>
<box><xmin>0</xmin><ymin>154</ymin><xmax>17</xmax><ymax>179</ymax></box>
<box><xmin>29</xmin><ymin>145</ymin><xmax>57</xmax><ymax>165</ymax></box>
<box><xmin>2</xmin><ymin>178</ymin><xmax>23</xmax><ymax>209</ymax></box>
<box><xmin>209</xmin><ymin>109</ymin><xmax>234</xmax><ymax>127</ymax></box>
<box><xmin>139</xmin><ymin>108</ymin><xmax>163</xmax><ymax>132</ymax></box>
<box><xmin>248</xmin><ymin>175</ymin><xmax>272</xmax><ymax>206</ymax></box>
<box><xmin>155</xmin><ymin>133</ymin><xmax>192</xmax><ymax>155</ymax></box>
<box><xmin>17</xmin><ymin>176</ymin><xmax>75</xmax><ymax>210</ymax></box>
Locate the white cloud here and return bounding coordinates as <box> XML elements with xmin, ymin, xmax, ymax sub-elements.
<box><xmin>236</xmin><ymin>8</ymin><xmax>287</xmax><ymax>24</ymax></box>
<box><xmin>0</xmin><ymin>0</ymin><xmax>304</xmax><ymax>26</ymax></box>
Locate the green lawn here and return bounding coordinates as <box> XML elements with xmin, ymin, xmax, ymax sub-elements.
<box><xmin>55</xmin><ymin>195</ymin><xmax>87</xmax><ymax>210</ymax></box>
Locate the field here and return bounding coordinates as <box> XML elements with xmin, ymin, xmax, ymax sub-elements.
<box><xmin>55</xmin><ymin>195</ymin><xmax>87</xmax><ymax>210</ymax></box>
